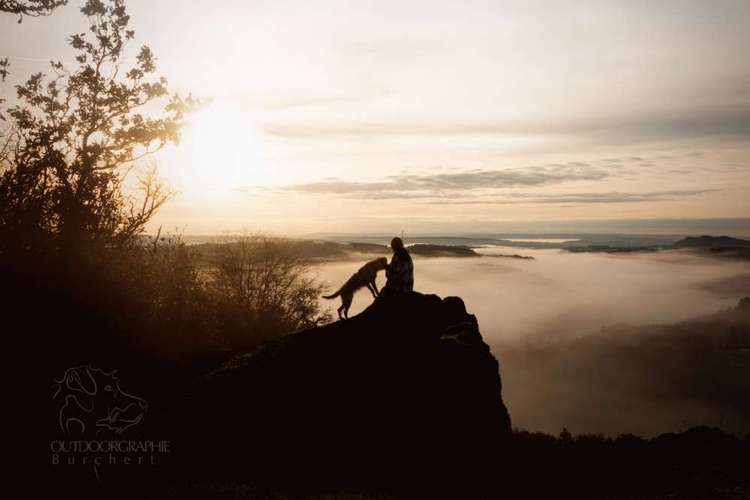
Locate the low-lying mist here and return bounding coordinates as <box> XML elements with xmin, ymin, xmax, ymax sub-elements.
<box><xmin>313</xmin><ymin>248</ymin><xmax>750</xmax><ymax>437</ymax></box>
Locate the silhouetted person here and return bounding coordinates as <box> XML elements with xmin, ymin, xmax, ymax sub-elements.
<box><xmin>381</xmin><ymin>237</ymin><xmax>413</xmax><ymax>296</ymax></box>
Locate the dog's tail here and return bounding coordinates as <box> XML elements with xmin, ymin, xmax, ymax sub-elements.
<box><xmin>322</xmin><ymin>288</ymin><xmax>342</xmax><ymax>299</ymax></box>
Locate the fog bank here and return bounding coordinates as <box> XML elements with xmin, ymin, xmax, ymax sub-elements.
<box><xmin>313</xmin><ymin>248</ymin><xmax>750</xmax><ymax>436</ymax></box>
<box><xmin>316</xmin><ymin>248</ymin><xmax>748</xmax><ymax>341</ymax></box>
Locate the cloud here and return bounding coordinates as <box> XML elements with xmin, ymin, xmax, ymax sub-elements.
<box><xmin>280</xmin><ymin>167</ymin><xmax>718</xmax><ymax>204</ymax></box>
<box><xmin>277</xmin><ymin>156</ymin><xmax>709</xmax><ymax>203</ymax></box>
<box><xmin>425</xmin><ymin>189</ymin><xmax>719</xmax><ymax>205</ymax></box>
<box><xmin>262</xmin><ymin>103</ymin><xmax>750</xmax><ymax>145</ymax></box>
<box><xmin>284</xmin><ymin>163</ymin><xmax>611</xmax><ymax>198</ymax></box>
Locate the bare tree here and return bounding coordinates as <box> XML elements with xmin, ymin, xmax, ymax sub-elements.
<box><xmin>0</xmin><ymin>0</ymin><xmax>193</xmax><ymax>254</ymax></box>
<box><xmin>211</xmin><ymin>236</ymin><xmax>331</xmax><ymax>349</ymax></box>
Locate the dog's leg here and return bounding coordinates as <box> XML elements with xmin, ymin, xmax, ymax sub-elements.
<box><xmin>372</xmin><ymin>279</ymin><xmax>380</xmax><ymax>296</ymax></box>
<box><xmin>337</xmin><ymin>304</ymin><xmax>344</xmax><ymax>320</ymax></box>
<box><xmin>341</xmin><ymin>293</ymin><xmax>353</xmax><ymax>320</ymax></box>
<box><xmin>366</xmin><ymin>282</ymin><xmax>378</xmax><ymax>298</ymax></box>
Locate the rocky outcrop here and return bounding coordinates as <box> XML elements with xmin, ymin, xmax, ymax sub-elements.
<box><xmin>189</xmin><ymin>292</ymin><xmax>511</xmax><ymax>492</ymax></box>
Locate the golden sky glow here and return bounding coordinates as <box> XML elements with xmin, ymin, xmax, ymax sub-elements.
<box><xmin>2</xmin><ymin>0</ymin><xmax>749</xmax><ymax>234</ymax></box>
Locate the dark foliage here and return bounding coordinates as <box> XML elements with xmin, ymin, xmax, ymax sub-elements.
<box><xmin>13</xmin><ymin>236</ymin><xmax>330</xmax><ymax>385</ymax></box>
<box><xmin>509</xmin><ymin>426</ymin><xmax>750</xmax><ymax>500</ymax></box>
<box><xmin>0</xmin><ymin>0</ymin><xmax>193</xmax><ymax>258</ymax></box>
<box><xmin>0</xmin><ymin>0</ymin><xmax>67</xmax><ymax>21</ymax></box>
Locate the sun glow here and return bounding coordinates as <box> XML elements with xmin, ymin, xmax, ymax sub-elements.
<box><xmin>164</xmin><ymin>103</ymin><xmax>270</xmax><ymax>195</ymax></box>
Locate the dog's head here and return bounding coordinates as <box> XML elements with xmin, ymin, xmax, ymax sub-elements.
<box><xmin>374</xmin><ymin>257</ymin><xmax>388</xmax><ymax>270</ymax></box>
<box><xmin>52</xmin><ymin>365</ymin><xmax>148</xmax><ymax>436</ymax></box>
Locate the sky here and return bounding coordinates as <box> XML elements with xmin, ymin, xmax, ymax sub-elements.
<box><xmin>1</xmin><ymin>0</ymin><xmax>749</xmax><ymax>235</ymax></box>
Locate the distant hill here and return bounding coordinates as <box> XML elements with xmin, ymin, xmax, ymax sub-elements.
<box><xmin>347</xmin><ymin>242</ymin><xmax>480</xmax><ymax>257</ymax></box>
<box><xmin>563</xmin><ymin>235</ymin><xmax>750</xmax><ymax>258</ymax></box>
<box><xmin>670</xmin><ymin>235</ymin><xmax>750</xmax><ymax>259</ymax></box>
<box><xmin>567</xmin><ymin>244</ymin><xmax>658</xmax><ymax>254</ymax></box>
<box><xmin>188</xmin><ymin>239</ymin><xmax>485</xmax><ymax>265</ymax></box>
<box><xmin>407</xmin><ymin>243</ymin><xmax>479</xmax><ymax>257</ymax></box>
<box><xmin>671</xmin><ymin>235</ymin><xmax>750</xmax><ymax>249</ymax></box>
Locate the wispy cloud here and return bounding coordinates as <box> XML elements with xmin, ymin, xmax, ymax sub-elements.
<box><xmin>426</xmin><ymin>189</ymin><xmax>719</xmax><ymax>205</ymax></box>
<box><xmin>262</xmin><ymin>104</ymin><xmax>750</xmax><ymax>144</ymax></box>
<box><xmin>277</xmin><ymin>154</ymin><xmax>706</xmax><ymax>202</ymax></box>
<box><xmin>284</xmin><ymin>163</ymin><xmax>611</xmax><ymax>198</ymax></box>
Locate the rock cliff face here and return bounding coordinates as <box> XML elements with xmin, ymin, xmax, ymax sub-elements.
<box><xmin>190</xmin><ymin>292</ymin><xmax>511</xmax><ymax>491</ymax></box>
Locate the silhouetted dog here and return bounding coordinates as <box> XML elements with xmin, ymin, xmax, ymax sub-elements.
<box><xmin>323</xmin><ymin>257</ymin><xmax>388</xmax><ymax>320</ymax></box>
